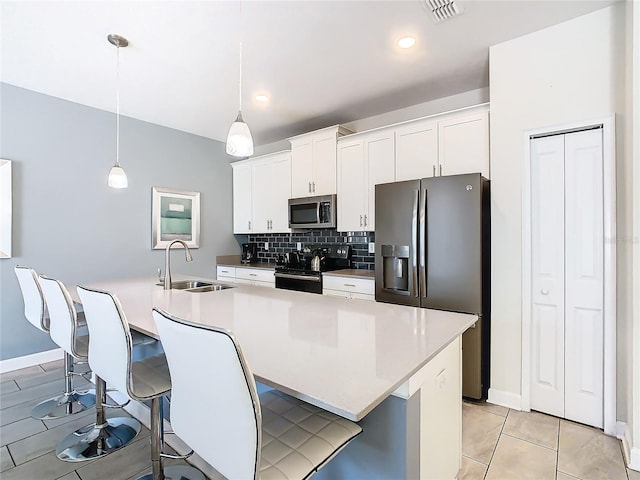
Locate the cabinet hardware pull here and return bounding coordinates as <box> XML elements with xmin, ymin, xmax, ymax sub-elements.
<box><xmin>312</xmin><ymin>181</ymin><xmax>315</xmax><ymax>193</ymax></box>
<box><xmin>359</xmin><ymin>215</ymin><xmax>363</xmax><ymax>227</ymax></box>
<box><xmin>344</xmin><ymin>283</ymin><xmax>356</xmax><ymax>287</ymax></box>
<box><xmin>364</xmin><ymin>214</ymin><xmax>367</xmax><ymax>227</ymax></box>
<box><xmin>439</xmin><ymin>164</ymin><xmax>442</xmax><ymax>176</ymax></box>
<box><xmin>541</xmin><ymin>289</ymin><xmax>549</xmax><ymax>295</ymax></box>
<box><xmin>309</xmin><ymin>182</ymin><xmax>312</xmax><ymax>193</ymax></box>
<box><xmin>250</xmin><ymin>273</ymin><xmax>257</xmax><ymax>277</ymax></box>
<box><xmin>433</xmin><ymin>165</ymin><xmax>436</xmax><ymax>176</ymax></box>
<box><xmin>248</xmin><ymin>220</ymin><xmax>251</xmax><ymax>230</ymax></box>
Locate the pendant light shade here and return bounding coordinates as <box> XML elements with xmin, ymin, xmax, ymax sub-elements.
<box><xmin>226</xmin><ymin>4</ymin><xmax>253</xmax><ymax>158</ymax></box>
<box><xmin>226</xmin><ymin>110</ymin><xmax>254</xmax><ymax>157</ymax></box>
<box><xmin>108</xmin><ymin>165</ymin><xmax>128</xmax><ymax>188</ymax></box>
<box><xmin>108</xmin><ymin>34</ymin><xmax>128</xmax><ymax>189</ymax></box>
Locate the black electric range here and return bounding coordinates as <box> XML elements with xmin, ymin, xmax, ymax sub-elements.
<box><xmin>274</xmin><ymin>245</ymin><xmax>352</xmax><ymax>294</ymax></box>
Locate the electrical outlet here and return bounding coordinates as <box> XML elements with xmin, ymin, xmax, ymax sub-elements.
<box><xmin>264</xmin><ymin>242</ymin><xmax>269</xmax><ymax>250</ymax></box>
<box><xmin>296</xmin><ymin>242</ymin><xmax>302</xmax><ymax>251</ymax></box>
<box><xmin>368</xmin><ymin>242</ymin><xmax>375</xmax><ymax>254</ymax></box>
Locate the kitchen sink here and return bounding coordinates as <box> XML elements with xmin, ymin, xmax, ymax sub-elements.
<box><xmin>185</xmin><ymin>284</ymin><xmax>234</xmax><ymax>293</ymax></box>
<box><xmin>156</xmin><ymin>280</ymin><xmax>235</xmax><ymax>293</ymax></box>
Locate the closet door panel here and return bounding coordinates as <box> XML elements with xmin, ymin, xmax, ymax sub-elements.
<box><xmin>530</xmin><ymin>135</ymin><xmax>565</xmax><ymax>417</ymax></box>
<box><xmin>564</xmin><ymin>129</ymin><xmax>604</xmax><ymax>428</ymax></box>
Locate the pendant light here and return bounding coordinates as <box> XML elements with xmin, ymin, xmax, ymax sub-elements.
<box><xmin>226</xmin><ymin>2</ymin><xmax>254</xmax><ymax>157</ymax></box>
<box><xmin>107</xmin><ymin>34</ymin><xmax>129</xmax><ymax>189</ymax></box>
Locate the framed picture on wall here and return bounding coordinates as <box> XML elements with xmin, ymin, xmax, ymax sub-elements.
<box><xmin>152</xmin><ymin>187</ymin><xmax>200</xmax><ymax>250</ymax></box>
<box><xmin>0</xmin><ymin>159</ymin><xmax>12</xmax><ymax>259</ymax></box>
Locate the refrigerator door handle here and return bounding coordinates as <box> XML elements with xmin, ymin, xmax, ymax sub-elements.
<box><xmin>412</xmin><ymin>189</ymin><xmax>419</xmax><ymax>297</ymax></box>
<box><xmin>419</xmin><ymin>187</ymin><xmax>427</xmax><ymax>298</ymax></box>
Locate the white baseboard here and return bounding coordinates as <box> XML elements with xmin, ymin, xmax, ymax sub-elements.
<box><xmin>0</xmin><ymin>348</ymin><xmax>63</xmax><ymax>373</ymax></box>
<box><xmin>616</xmin><ymin>420</ymin><xmax>627</xmax><ymax>440</ymax></box>
<box><xmin>487</xmin><ymin>388</ymin><xmax>522</xmax><ymax>411</ymax></box>
<box><xmin>616</xmin><ymin>421</ymin><xmax>640</xmax><ymax>472</ymax></box>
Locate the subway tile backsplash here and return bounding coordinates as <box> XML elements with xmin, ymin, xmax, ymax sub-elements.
<box><xmin>248</xmin><ymin>230</ymin><xmax>375</xmax><ymax>270</ymax></box>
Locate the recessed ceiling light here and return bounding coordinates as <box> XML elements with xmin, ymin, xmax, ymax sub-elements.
<box><xmin>255</xmin><ymin>94</ymin><xmax>269</xmax><ymax>103</ymax></box>
<box><xmin>397</xmin><ymin>36</ymin><xmax>416</xmax><ymax>49</ymax></box>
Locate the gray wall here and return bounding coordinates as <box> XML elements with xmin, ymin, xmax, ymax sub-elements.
<box><xmin>0</xmin><ymin>83</ymin><xmax>238</xmax><ymax>361</ymax></box>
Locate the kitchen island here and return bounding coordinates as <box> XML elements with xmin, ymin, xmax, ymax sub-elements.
<box><xmin>84</xmin><ymin>276</ymin><xmax>476</xmax><ymax>479</ymax></box>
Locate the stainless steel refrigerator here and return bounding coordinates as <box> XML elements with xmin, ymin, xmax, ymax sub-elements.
<box><xmin>374</xmin><ymin>173</ymin><xmax>490</xmax><ymax>399</ymax></box>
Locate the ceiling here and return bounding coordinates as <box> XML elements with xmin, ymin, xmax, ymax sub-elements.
<box><xmin>1</xmin><ymin>0</ymin><xmax>618</xmax><ymax>147</ymax></box>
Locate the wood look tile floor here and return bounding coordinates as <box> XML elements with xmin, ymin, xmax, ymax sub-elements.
<box><xmin>1</xmin><ymin>359</ymin><xmax>637</xmax><ymax>479</ymax></box>
<box><xmin>0</xmin><ymin>360</ymin><xmax>197</xmax><ymax>480</ymax></box>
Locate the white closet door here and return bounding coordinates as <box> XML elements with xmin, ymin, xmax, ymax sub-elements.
<box><xmin>530</xmin><ymin>128</ymin><xmax>604</xmax><ymax>429</ymax></box>
<box><xmin>564</xmin><ymin>129</ymin><xmax>604</xmax><ymax>428</ymax></box>
<box><xmin>530</xmin><ymin>135</ymin><xmax>566</xmax><ymax>418</ymax></box>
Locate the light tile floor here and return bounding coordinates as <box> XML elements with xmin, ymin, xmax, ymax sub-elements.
<box><xmin>1</xmin><ymin>359</ymin><xmax>637</xmax><ymax>479</ymax></box>
<box><xmin>460</xmin><ymin>399</ymin><xmax>635</xmax><ymax>480</ymax></box>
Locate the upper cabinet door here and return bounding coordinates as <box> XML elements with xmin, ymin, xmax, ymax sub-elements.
<box><xmin>269</xmin><ymin>153</ymin><xmax>292</xmax><ymax>233</ymax></box>
<box><xmin>395</xmin><ymin>119</ymin><xmax>438</xmax><ymax>181</ymax></box>
<box><xmin>438</xmin><ymin>111</ymin><xmax>490</xmax><ymax>178</ymax></box>
<box><xmin>232</xmin><ymin>162</ymin><xmax>253</xmax><ymax>234</ymax></box>
<box><xmin>337</xmin><ymin>139</ymin><xmax>366</xmax><ymax>232</ymax></box>
<box><xmin>251</xmin><ymin>160</ymin><xmax>273</xmax><ymax>233</ymax></box>
<box><xmin>365</xmin><ymin>131</ymin><xmax>395</xmax><ymax>231</ymax></box>
<box><xmin>312</xmin><ymin>132</ymin><xmax>338</xmax><ymax>196</ymax></box>
<box><xmin>290</xmin><ymin>138</ymin><xmax>313</xmax><ymax>198</ymax></box>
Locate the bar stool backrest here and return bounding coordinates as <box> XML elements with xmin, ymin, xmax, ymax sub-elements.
<box><xmin>77</xmin><ymin>286</ymin><xmax>133</xmax><ymax>398</ymax></box>
<box><xmin>152</xmin><ymin>308</ymin><xmax>261</xmax><ymax>480</ymax></box>
<box><xmin>39</xmin><ymin>276</ymin><xmax>81</xmax><ymax>358</ymax></box>
<box><xmin>14</xmin><ymin>266</ymin><xmax>49</xmax><ymax>332</ymax></box>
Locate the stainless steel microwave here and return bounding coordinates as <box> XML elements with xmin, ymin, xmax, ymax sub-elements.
<box><xmin>288</xmin><ymin>194</ymin><xmax>336</xmax><ymax>229</ymax></box>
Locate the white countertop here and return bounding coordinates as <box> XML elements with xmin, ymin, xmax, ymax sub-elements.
<box><xmin>83</xmin><ymin>276</ymin><xmax>476</xmax><ymax>421</ymax></box>
<box><xmin>323</xmin><ymin>269</ymin><xmax>375</xmax><ymax>279</ymax></box>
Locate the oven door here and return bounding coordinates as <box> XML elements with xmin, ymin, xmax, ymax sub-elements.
<box><xmin>275</xmin><ymin>272</ymin><xmax>322</xmax><ymax>294</ymax></box>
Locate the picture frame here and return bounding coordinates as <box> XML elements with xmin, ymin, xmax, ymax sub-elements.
<box><xmin>152</xmin><ymin>187</ymin><xmax>200</xmax><ymax>250</ymax></box>
<box><xmin>0</xmin><ymin>160</ymin><xmax>12</xmax><ymax>259</ymax></box>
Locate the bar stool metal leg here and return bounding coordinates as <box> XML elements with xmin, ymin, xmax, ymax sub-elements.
<box><xmin>55</xmin><ymin>375</ymin><xmax>141</xmax><ymax>462</ymax></box>
<box><xmin>31</xmin><ymin>352</ymin><xmax>96</xmax><ymax>420</ymax></box>
<box><xmin>136</xmin><ymin>397</ymin><xmax>204</xmax><ymax>480</ymax></box>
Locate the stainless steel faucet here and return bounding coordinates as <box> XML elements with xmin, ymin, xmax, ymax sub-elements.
<box><xmin>163</xmin><ymin>239</ymin><xmax>193</xmax><ymax>290</ymax></box>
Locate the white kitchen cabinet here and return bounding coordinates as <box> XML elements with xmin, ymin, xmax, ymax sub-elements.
<box><xmin>218</xmin><ymin>265</ymin><xmax>275</xmax><ymax>288</ymax></box>
<box><xmin>395</xmin><ymin>118</ymin><xmax>438</xmax><ymax>181</ymax></box>
<box><xmin>216</xmin><ymin>265</ymin><xmax>236</xmax><ymax>282</ymax></box>
<box><xmin>232</xmin><ymin>151</ymin><xmax>291</xmax><ymax>234</ymax></box>
<box><xmin>323</xmin><ymin>274</ymin><xmax>375</xmax><ymax>301</ymax></box>
<box><xmin>438</xmin><ymin>110</ymin><xmax>489</xmax><ymax>178</ymax></box>
<box><xmin>232</xmin><ymin>162</ymin><xmax>253</xmax><ymax>234</ymax></box>
<box><xmin>289</xmin><ymin>125</ymin><xmax>352</xmax><ymax>198</ymax></box>
<box><xmin>252</xmin><ymin>151</ymin><xmax>291</xmax><ymax>233</ymax></box>
<box><xmin>394</xmin><ymin>106</ymin><xmax>490</xmax><ymax>181</ymax></box>
<box><xmin>235</xmin><ymin>267</ymin><xmax>275</xmax><ymax>287</ymax></box>
<box><xmin>337</xmin><ymin>129</ymin><xmax>395</xmax><ymax>232</ymax></box>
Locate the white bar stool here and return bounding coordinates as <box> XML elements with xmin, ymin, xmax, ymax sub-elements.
<box><xmin>153</xmin><ymin>307</ymin><xmax>363</xmax><ymax>480</ymax></box>
<box><xmin>47</xmin><ymin>279</ymin><xmax>140</xmax><ymax>462</ymax></box>
<box><xmin>14</xmin><ymin>266</ymin><xmax>95</xmax><ymax>419</ymax></box>
<box><xmin>77</xmin><ymin>286</ymin><xmax>203</xmax><ymax>480</ymax></box>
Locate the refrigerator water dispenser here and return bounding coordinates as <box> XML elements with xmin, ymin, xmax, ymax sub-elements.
<box><xmin>381</xmin><ymin>245</ymin><xmax>410</xmax><ymax>293</ymax></box>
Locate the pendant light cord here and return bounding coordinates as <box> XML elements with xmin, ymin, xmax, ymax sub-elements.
<box><xmin>115</xmin><ymin>43</ymin><xmax>121</xmax><ymax>167</ymax></box>
<box><xmin>238</xmin><ymin>0</ymin><xmax>243</xmax><ymax>113</ymax></box>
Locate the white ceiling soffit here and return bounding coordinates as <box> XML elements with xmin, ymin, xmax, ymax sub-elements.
<box><xmin>0</xmin><ymin>0</ymin><xmax>619</xmax><ymax>146</ymax></box>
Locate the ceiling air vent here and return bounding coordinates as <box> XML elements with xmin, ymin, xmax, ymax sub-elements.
<box><xmin>424</xmin><ymin>0</ymin><xmax>464</xmax><ymax>22</ymax></box>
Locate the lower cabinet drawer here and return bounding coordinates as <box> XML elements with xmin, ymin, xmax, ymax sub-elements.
<box><xmin>322</xmin><ymin>275</ymin><xmax>375</xmax><ymax>295</ymax></box>
<box><xmin>217</xmin><ymin>266</ymin><xmax>236</xmax><ymax>280</ymax></box>
<box><xmin>235</xmin><ymin>267</ymin><xmax>275</xmax><ymax>284</ymax></box>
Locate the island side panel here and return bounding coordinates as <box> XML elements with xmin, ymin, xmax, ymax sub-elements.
<box><xmin>414</xmin><ymin>335</ymin><xmax>462</xmax><ymax>479</ymax></box>
<box><xmin>313</xmin><ymin>335</ymin><xmax>462</xmax><ymax>479</ymax></box>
